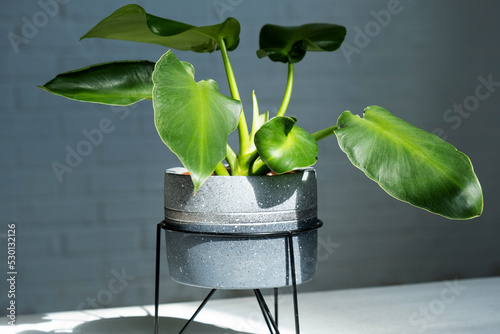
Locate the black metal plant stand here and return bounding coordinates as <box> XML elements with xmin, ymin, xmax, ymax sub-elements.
<box><xmin>154</xmin><ymin>220</ymin><xmax>322</xmax><ymax>334</ymax></box>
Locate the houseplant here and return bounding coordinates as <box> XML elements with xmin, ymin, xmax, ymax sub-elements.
<box><xmin>39</xmin><ymin>5</ymin><xmax>483</xmax><ymax>288</ymax></box>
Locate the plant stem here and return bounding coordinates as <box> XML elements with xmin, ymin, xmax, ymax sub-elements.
<box><xmin>235</xmin><ymin>150</ymin><xmax>260</xmax><ymax>175</ymax></box>
<box><xmin>218</xmin><ymin>38</ymin><xmax>241</xmax><ymax>101</ymax></box>
<box><xmin>226</xmin><ymin>144</ymin><xmax>237</xmax><ymax>171</ymax></box>
<box><xmin>312</xmin><ymin>125</ymin><xmax>338</xmax><ymax>141</ymax></box>
<box><xmin>214</xmin><ymin>161</ymin><xmax>230</xmax><ymax>176</ymax></box>
<box><xmin>250</xmin><ymin>158</ymin><xmax>271</xmax><ymax>176</ymax></box>
<box><xmin>277</xmin><ymin>62</ymin><xmax>294</xmax><ymax>117</ymax></box>
<box><xmin>249</xmin><ymin>90</ymin><xmax>259</xmax><ymax>144</ymax></box>
<box><xmin>218</xmin><ymin>38</ymin><xmax>250</xmax><ymax>168</ymax></box>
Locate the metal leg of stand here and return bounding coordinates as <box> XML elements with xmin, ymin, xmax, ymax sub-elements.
<box><xmin>154</xmin><ymin>222</ymin><xmax>163</xmax><ymax>334</ymax></box>
<box><xmin>155</xmin><ymin>222</ymin><xmax>217</xmax><ymax>334</ymax></box>
<box><xmin>155</xmin><ymin>222</ymin><xmax>306</xmax><ymax>334</ymax></box>
<box><xmin>178</xmin><ymin>289</ymin><xmax>217</xmax><ymax>334</ymax></box>
<box><xmin>274</xmin><ymin>288</ymin><xmax>279</xmax><ymax>327</ymax></box>
<box><xmin>254</xmin><ymin>289</ymin><xmax>280</xmax><ymax>334</ymax></box>
<box><xmin>288</xmin><ymin>233</ymin><xmax>300</xmax><ymax>334</ymax></box>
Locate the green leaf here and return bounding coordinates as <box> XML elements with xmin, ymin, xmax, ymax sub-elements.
<box><xmin>255</xmin><ymin>116</ymin><xmax>318</xmax><ymax>174</ymax></box>
<box><xmin>335</xmin><ymin>106</ymin><xmax>483</xmax><ymax>219</ymax></box>
<box><xmin>257</xmin><ymin>23</ymin><xmax>346</xmax><ymax>63</ymax></box>
<box><xmin>81</xmin><ymin>4</ymin><xmax>240</xmax><ymax>52</ymax></box>
<box><xmin>153</xmin><ymin>51</ymin><xmax>242</xmax><ymax>192</ymax></box>
<box><xmin>38</xmin><ymin>61</ymin><xmax>155</xmax><ymax>106</ymax></box>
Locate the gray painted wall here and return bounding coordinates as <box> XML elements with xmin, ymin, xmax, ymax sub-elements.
<box><xmin>1</xmin><ymin>0</ymin><xmax>499</xmax><ymax>315</ymax></box>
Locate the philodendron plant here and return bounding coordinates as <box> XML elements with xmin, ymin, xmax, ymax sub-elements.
<box><xmin>40</xmin><ymin>4</ymin><xmax>483</xmax><ymax>220</ymax></box>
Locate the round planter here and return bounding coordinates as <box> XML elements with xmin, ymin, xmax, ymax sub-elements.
<box><xmin>163</xmin><ymin>167</ymin><xmax>322</xmax><ymax>289</ymax></box>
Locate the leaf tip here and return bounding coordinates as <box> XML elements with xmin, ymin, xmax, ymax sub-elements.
<box><xmin>256</xmin><ymin>49</ymin><xmax>267</xmax><ymax>58</ymax></box>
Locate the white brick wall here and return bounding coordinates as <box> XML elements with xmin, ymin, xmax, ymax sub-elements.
<box><xmin>2</xmin><ymin>0</ymin><xmax>500</xmax><ymax>316</ymax></box>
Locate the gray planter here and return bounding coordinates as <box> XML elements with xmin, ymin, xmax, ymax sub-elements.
<box><xmin>163</xmin><ymin>167</ymin><xmax>322</xmax><ymax>289</ymax></box>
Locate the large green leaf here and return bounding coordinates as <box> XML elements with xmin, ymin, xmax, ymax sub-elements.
<box><xmin>257</xmin><ymin>23</ymin><xmax>346</xmax><ymax>63</ymax></box>
<box><xmin>81</xmin><ymin>4</ymin><xmax>240</xmax><ymax>52</ymax></box>
<box><xmin>335</xmin><ymin>106</ymin><xmax>483</xmax><ymax>219</ymax></box>
<box><xmin>38</xmin><ymin>61</ymin><xmax>155</xmax><ymax>106</ymax></box>
<box><xmin>153</xmin><ymin>51</ymin><xmax>241</xmax><ymax>192</ymax></box>
<box><xmin>255</xmin><ymin>116</ymin><xmax>318</xmax><ymax>174</ymax></box>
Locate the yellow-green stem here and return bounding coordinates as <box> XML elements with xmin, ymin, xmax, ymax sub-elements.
<box><xmin>249</xmin><ymin>90</ymin><xmax>259</xmax><ymax>144</ymax></box>
<box><xmin>225</xmin><ymin>144</ymin><xmax>237</xmax><ymax>171</ymax></box>
<box><xmin>218</xmin><ymin>38</ymin><xmax>250</xmax><ymax>169</ymax></box>
<box><xmin>312</xmin><ymin>125</ymin><xmax>338</xmax><ymax>141</ymax></box>
<box><xmin>277</xmin><ymin>62</ymin><xmax>294</xmax><ymax>117</ymax></box>
<box><xmin>250</xmin><ymin>158</ymin><xmax>271</xmax><ymax>176</ymax></box>
<box><xmin>214</xmin><ymin>161</ymin><xmax>230</xmax><ymax>176</ymax></box>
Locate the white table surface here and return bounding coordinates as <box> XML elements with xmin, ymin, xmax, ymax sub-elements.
<box><xmin>3</xmin><ymin>277</ymin><xmax>499</xmax><ymax>334</ymax></box>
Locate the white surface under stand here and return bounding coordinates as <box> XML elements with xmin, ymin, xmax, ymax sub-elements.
<box><xmin>5</xmin><ymin>277</ymin><xmax>500</xmax><ymax>334</ymax></box>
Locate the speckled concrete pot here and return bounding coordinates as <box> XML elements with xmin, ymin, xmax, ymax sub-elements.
<box><xmin>163</xmin><ymin>167</ymin><xmax>322</xmax><ymax>289</ymax></box>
